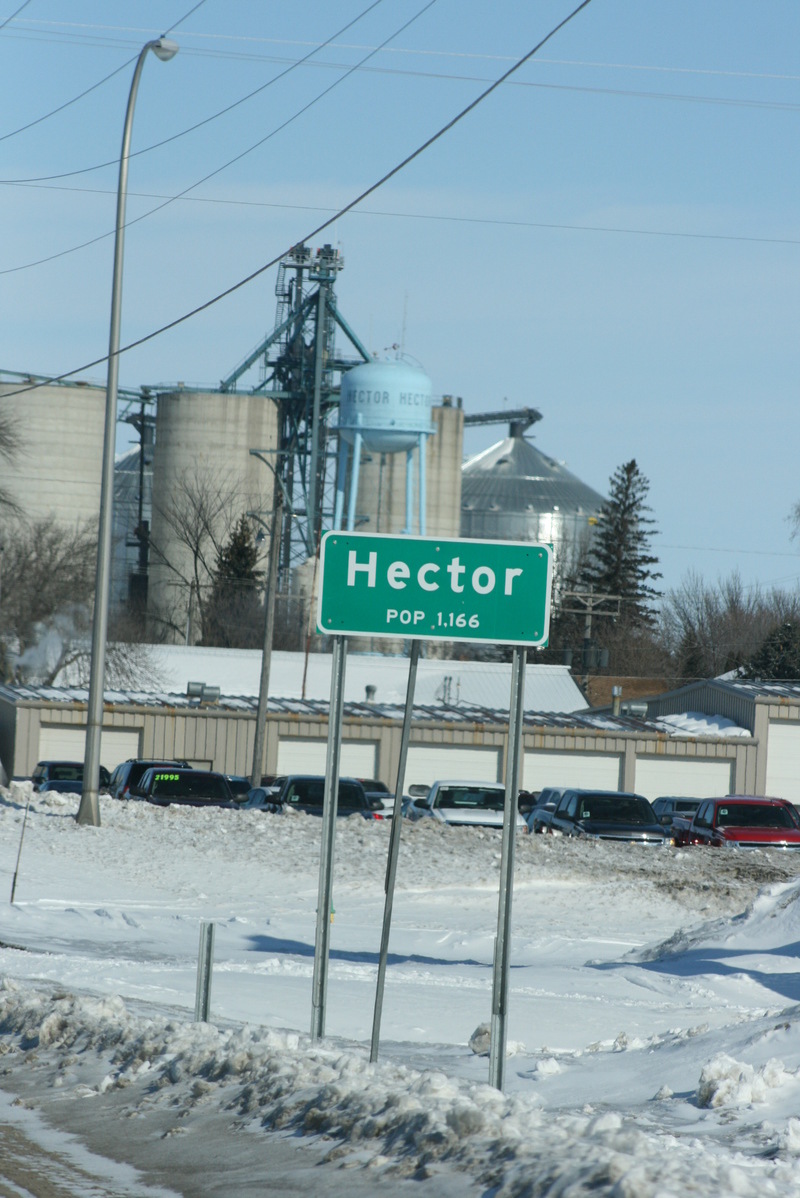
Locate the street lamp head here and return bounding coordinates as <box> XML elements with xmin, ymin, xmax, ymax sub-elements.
<box><xmin>150</xmin><ymin>37</ymin><xmax>179</xmax><ymax>61</ymax></box>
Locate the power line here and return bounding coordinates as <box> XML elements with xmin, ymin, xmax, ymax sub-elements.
<box><xmin>2</xmin><ymin>180</ymin><xmax>798</xmax><ymax>281</ymax></box>
<box><xmin>0</xmin><ymin>1</ymin><xmax>31</xmax><ymax>32</ymax></box>
<box><xmin>0</xmin><ymin>1</ymin><xmax>206</xmax><ymax>143</ymax></box>
<box><xmin>0</xmin><ymin>0</ymin><xmax>595</xmax><ymax>399</ymax></box>
<box><xmin>4</xmin><ymin>37</ymin><xmax>799</xmax><ymax>183</ymax></box>
<box><xmin>0</xmin><ymin>0</ymin><xmax>439</xmax><ymax>275</ymax></box>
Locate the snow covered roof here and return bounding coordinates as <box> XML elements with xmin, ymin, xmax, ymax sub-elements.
<box><xmin>0</xmin><ymin>683</ymin><xmax>751</xmax><ymax>737</ymax></box>
<box><xmin>124</xmin><ymin>644</ymin><xmax>589</xmax><ymax>715</ymax></box>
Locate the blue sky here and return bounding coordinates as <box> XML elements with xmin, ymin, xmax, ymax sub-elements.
<box><xmin>2</xmin><ymin>0</ymin><xmax>799</xmax><ymax>595</ymax></box>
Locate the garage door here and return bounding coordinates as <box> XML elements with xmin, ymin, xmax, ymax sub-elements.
<box><xmin>37</xmin><ymin>727</ymin><xmax>141</xmax><ymax>773</ymax></box>
<box><xmin>276</xmin><ymin>739</ymin><xmax>377</xmax><ymax>778</ymax></box>
<box><xmin>634</xmin><ymin>757</ymin><xmax>733</xmax><ymax>801</ymax></box>
<box><xmin>523</xmin><ymin>751</ymin><xmax>621</xmax><ymax>792</ymax></box>
<box><xmin>405</xmin><ymin>746</ymin><xmax>500</xmax><ymax>791</ymax></box>
<box><xmin>766</xmin><ymin>722</ymin><xmax>800</xmax><ymax>805</ymax></box>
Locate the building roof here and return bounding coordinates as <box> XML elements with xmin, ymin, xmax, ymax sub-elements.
<box><xmin>0</xmin><ymin>683</ymin><xmax>750</xmax><ymax>738</ymax></box>
<box><xmin>461</xmin><ymin>434</ymin><xmax>605</xmax><ymax>518</ymax></box>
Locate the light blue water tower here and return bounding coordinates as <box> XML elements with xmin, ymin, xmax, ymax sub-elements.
<box><xmin>334</xmin><ymin>359</ymin><xmax>434</xmax><ymax>534</ymax></box>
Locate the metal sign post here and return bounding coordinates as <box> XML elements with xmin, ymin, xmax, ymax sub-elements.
<box><xmin>311</xmin><ymin>634</ymin><xmax>347</xmax><ymax>1040</ymax></box>
<box><xmin>370</xmin><ymin>638</ymin><xmax>420</xmax><ymax>1062</ymax></box>
<box><xmin>314</xmin><ymin>532</ymin><xmax>551</xmax><ymax>1069</ymax></box>
<box><xmin>488</xmin><ymin>646</ymin><xmax>527</xmax><ymax>1091</ymax></box>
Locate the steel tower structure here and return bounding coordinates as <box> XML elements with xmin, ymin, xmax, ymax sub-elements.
<box><xmin>220</xmin><ymin>243</ymin><xmax>371</xmax><ymax>580</ymax></box>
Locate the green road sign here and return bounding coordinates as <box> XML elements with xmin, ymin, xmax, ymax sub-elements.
<box><xmin>317</xmin><ymin>532</ymin><xmax>552</xmax><ymax>646</ymax></box>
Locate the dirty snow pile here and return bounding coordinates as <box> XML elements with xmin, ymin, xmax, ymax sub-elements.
<box><xmin>2</xmin><ymin>783</ymin><xmax>800</xmax><ymax>1196</ymax></box>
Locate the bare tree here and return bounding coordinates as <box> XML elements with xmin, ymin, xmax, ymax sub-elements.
<box><xmin>659</xmin><ymin>571</ymin><xmax>800</xmax><ymax>681</ymax></box>
<box><xmin>148</xmin><ymin>467</ymin><xmax>256</xmax><ymax>643</ymax></box>
<box><xmin>0</xmin><ymin>407</ymin><xmax>22</xmax><ymax>516</ymax></box>
<box><xmin>0</xmin><ymin>516</ymin><xmax>165</xmax><ymax>688</ymax></box>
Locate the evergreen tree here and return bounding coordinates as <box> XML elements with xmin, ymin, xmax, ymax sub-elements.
<box><xmin>743</xmin><ymin>621</ymin><xmax>800</xmax><ymax>681</ymax></box>
<box><xmin>580</xmin><ymin>459</ymin><xmax>661</xmax><ymax>629</ymax></box>
<box><xmin>203</xmin><ymin>516</ymin><xmax>263</xmax><ymax>648</ymax></box>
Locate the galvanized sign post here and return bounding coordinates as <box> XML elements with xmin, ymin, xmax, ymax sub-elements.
<box><xmin>315</xmin><ymin>531</ymin><xmax>552</xmax><ymax>1085</ymax></box>
<box><xmin>310</xmin><ymin>634</ymin><xmax>347</xmax><ymax>1041</ymax></box>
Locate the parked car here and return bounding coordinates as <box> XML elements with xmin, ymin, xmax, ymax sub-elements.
<box><xmin>651</xmin><ymin>795</ymin><xmax>704</xmax><ymax>833</ymax></box>
<box><xmin>31</xmin><ymin>761</ymin><xmax>110</xmax><ymax>792</ymax></box>
<box><xmin>532</xmin><ymin>788</ymin><xmax>668</xmax><ymax>845</ymax></box>
<box><xmin>525</xmin><ymin>786</ymin><xmax>569</xmax><ymax>832</ymax></box>
<box><xmin>403</xmin><ymin>780</ymin><xmax>527</xmax><ymax>830</ymax></box>
<box><xmin>241</xmin><ymin>786</ymin><xmax>283</xmax><ymax>812</ymax></box>
<box><xmin>36</xmin><ymin>778</ymin><xmax>85</xmax><ymax>795</ymax></box>
<box><xmin>130</xmin><ymin>767</ymin><xmax>236</xmax><ymax>808</ymax></box>
<box><xmin>107</xmin><ymin>758</ymin><xmax>191</xmax><ymax>800</ymax></box>
<box><xmin>358</xmin><ymin>778</ymin><xmax>395</xmax><ymax>816</ymax></box>
<box><xmin>256</xmin><ymin>775</ymin><xmax>386</xmax><ymax>819</ymax></box>
<box><xmin>673</xmin><ymin>796</ymin><xmax>800</xmax><ymax>850</ymax></box>
<box><xmin>225</xmin><ymin>775</ymin><xmax>252</xmax><ymax>801</ymax></box>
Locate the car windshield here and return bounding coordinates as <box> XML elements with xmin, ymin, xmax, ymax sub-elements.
<box><xmin>577</xmin><ymin>795</ymin><xmax>655</xmax><ymax>824</ymax></box>
<box><xmin>716</xmin><ymin>803</ymin><xmax>797</xmax><ymax>829</ymax></box>
<box><xmin>150</xmin><ymin>772</ymin><xmax>228</xmax><ymax>800</ymax></box>
<box><xmin>51</xmin><ymin>765</ymin><xmax>83</xmax><ymax>781</ymax></box>
<box><xmin>282</xmin><ymin>780</ymin><xmax>364</xmax><ymax>809</ymax></box>
<box><xmin>433</xmin><ymin>787</ymin><xmax>505</xmax><ymax>811</ymax></box>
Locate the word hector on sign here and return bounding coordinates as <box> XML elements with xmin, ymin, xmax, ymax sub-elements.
<box><xmin>346</xmin><ymin>550</ymin><xmax>524</xmax><ymax>597</ymax></box>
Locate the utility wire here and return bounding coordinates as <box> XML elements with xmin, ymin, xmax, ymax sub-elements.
<box><xmin>0</xmin><ymin>0</ymin><xmax>435</xmax><ymax>275</ymax></box>
<box><xmin>0</xmin><ymin>1</ymin><xmax>31</xmax><ymax>31</ymax></box>
<box><xmin>0</xmin><ymin>0</ymin><xmax>595</xmax><ymax>400</ymax></box>
<box><xmin>0</xmin><ymin>0</ymin><xmax>388</xmax><ymax>182</ymax></box>
<box><xmin>0</xmin><ymin>1</ymin><xmax>206</xmax><ymax>144</ymax></box>
<box><xmin>5</xmin><ymin>180</ymin><xmax>800</xmax><ymax>269</ymax></box>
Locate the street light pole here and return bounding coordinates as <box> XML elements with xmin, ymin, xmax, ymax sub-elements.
<box><xmin>78</xmin><ymin>36</ymin><xmax>178</xmax><ymax>827</ymax></box>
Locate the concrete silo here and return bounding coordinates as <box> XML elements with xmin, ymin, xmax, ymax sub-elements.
<box><xmin>148</xmin><ymin>388</ymin><xmax>278</xmax><ymax>642</ymax></box>
<box><xmin>0</xmin><ymin>376</ymin><xmax>106</xmax><ymax>527</ymax></box>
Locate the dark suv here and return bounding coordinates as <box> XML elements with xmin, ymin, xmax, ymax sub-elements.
<box><xmin>248</xmin><ymin>775</ymin><xmax>385</xmax><ymax>819</ymax></box>
<box><xmin>31</xmin><ymin>761</ymin><xmax>110</xmax><ymax>792</ymax></box>
<box><xmin>107</xmin><ymin>758</ymin><xmax>190</xmax><ymax>800</ymax></box>
<box><xmin>130</xmin><ymin>767</ymin><xmax>235</xmax><ymax>808</ymax></box>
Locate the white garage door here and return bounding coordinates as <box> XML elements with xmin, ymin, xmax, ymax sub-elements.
<box><xmin>634</xmin><ymin>757</ymin><xmax>733</xmax><ymax>801</ymax></box>
<box><xmin>766</xmin><ymin>722</ymin><xmax>800</xmax><ymax>805</ymax></box>
<box><xmin>523</xmin><ymin>751</ymin><xmax>621</xmax><ymax>792</ymax></box>
<box><xmin>405</xmin><ymin>746</ymin><xmax>500</xmax><ymax>790</ymax></box>
<box><xmin>276</xmin><ymin>739</ymin><xmax>377</xmax><ymax>778</ymax></box>
<box><xmin>37</xmin><ymin>726</ymin><xmax>141</xmax><ymax>773</ymax></box>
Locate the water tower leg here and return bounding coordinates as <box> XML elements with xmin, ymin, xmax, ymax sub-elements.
<box><xmin>333</xmin><ymin>439</ymin><xmax>349</xmax><ymax>531</ymax></box>
<box><xmin>418</xmin><ymin>433</ymin><xmax>428</xmax><ymax>536</ymax></box>
<box><xmin>346</xmin><ymin>431</ymin><xmax>362</xmax><ymax>531</ymax></box>
<box><xmin>404</xmin><ymin>447</ymin><xmax>414</xmax><ymax>535</ymax></box>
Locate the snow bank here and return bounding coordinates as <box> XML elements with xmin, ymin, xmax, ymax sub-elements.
<box><xmin>3</xmin><ymin>979</ymin><xmax>800</xmax><ymax>1196</ymax></box>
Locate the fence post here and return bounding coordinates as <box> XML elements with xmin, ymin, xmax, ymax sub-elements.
<box><xmin>195</xmin><ymin>921</ymin><xmax>215</xmax><ymax>1022</ymax></box>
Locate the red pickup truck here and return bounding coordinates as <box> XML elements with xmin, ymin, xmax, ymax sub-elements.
<box><xmin>672</xmin><ymin>795</ymin><xmax>800</xmax><ymax>850</ymax></box>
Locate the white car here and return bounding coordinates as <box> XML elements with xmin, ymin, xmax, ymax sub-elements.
<box><xmin>403</xmin><ymin>780</ymin><xmax>526</xmax><ymax>830</ymax></box>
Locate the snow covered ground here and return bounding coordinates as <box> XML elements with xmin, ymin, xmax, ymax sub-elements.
<box><xmin>2</xmin><ymin>782</ymin><xmax>800</xmax><ymax>1195</ymax></box>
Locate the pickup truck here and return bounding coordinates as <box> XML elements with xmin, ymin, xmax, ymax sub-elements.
<box><xmin>403</xmin><ymin>780</ymin><xmax>527</xmax><ymax>830</ymax></box>
<box><xmin>672</xmin><ymin>795</ymin><xmax>800</xmax><ymax>849</ymax></box>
